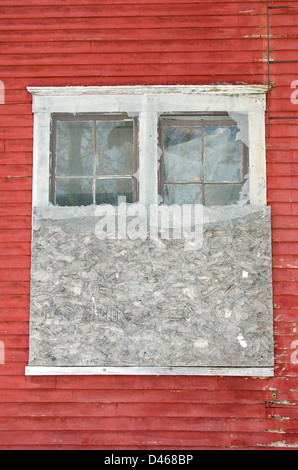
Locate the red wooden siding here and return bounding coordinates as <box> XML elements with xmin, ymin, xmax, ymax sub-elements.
<box><xmin>0</xmin><ymin>0</ymin><xmax>297</xmax><ymax>449</ymax></box>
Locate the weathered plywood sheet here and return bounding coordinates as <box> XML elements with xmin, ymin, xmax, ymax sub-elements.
<box><xmin>28</xmin><ymin>205</ymin><xmax>274</xmax><ymax>369</ymax></box>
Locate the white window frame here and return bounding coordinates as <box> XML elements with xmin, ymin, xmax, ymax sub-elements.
<box><xmin>28</xmin><ymin>85</ymin><xmax>268</xmax><ymax>210</ymax></box>
<box><xmin>26</xmin><ymin>85</ymin><xmax>273</xmax><ymax>377</ymax></box>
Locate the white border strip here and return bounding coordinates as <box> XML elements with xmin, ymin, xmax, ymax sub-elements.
<box><xmin>27</xmin><ymin>85</ymin><xmax>269</xmax><ymax>97</ymax></box>
<box><xmin>25</xmin><ymin>366</ymin><xmax>274</xmax><ymax>377</ymax></box>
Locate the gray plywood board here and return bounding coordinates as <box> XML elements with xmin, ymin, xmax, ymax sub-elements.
<box><xmin>28</xmin><ymin>205</ymin><xmax>274</xmax><ymax>369</ymax></box>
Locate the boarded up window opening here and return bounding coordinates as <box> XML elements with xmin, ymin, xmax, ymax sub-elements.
<box><xmin>26</xmin><ymin>85</ymin><xmax>273</xmax><ymax>377</ymax></box>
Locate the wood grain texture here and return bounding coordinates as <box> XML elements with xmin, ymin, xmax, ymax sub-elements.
<box><xmin>28</xmin><ymin>207</ymin><xmax>274</xmax><ymax>369</ymax></box>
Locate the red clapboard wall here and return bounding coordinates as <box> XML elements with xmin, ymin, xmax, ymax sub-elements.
<box><xmin>0</xmin><ymin>0</ymin><xmax>297</xmax><ymax>450</ymax></box>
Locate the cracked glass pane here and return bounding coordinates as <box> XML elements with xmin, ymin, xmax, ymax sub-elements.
<box><xmin>56</xmin><ymin>121</ymin><xmax>94</xmax><ymax>177</ymax></box>
<box><xmin>163</xmin><ymin>126</ymin><xmax>202</xmax><ymax>183</ymax></box>
<box><xmin>96</xmin><ymin>120</ymin><xmax>134</xmax><ymax>176</ymax></box>
<box><xmin>159</xmin><ymin>114</ymin><xmax>248</xmax><ymax>206</ymax></box>
<box><xmin>204</xmin><ymin>126</ymin><xmax>243</xmax><ymax>183</ymax></box>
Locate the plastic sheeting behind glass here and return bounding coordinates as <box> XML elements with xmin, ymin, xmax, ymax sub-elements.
<box><xmin>56</xmin><ymin>121</ymin><xmax>94</xmax><ymax>177</ymax></box>
<box><xmin>96</xmin><ymin>121</ymin><xmax>134</xmax><ymax>176</ymax></box>
<box><xmin>53</xmin><ymin>117</ymin><xmax>136</xmax><ymax>206</ymax></box>
<box><xmin>159</xmin><ymin>114</ymin><xmax>249</xmax><ymax>206</ymax></box>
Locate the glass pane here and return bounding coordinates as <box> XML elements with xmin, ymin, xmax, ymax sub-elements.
<box><xmin>96</xmin><ymin>121</ymin><xmax>134</xmax><ymax>176</ymax></box>
<box><xmin>204</xmin><ymin>184</ymin><xmax>242</xmax><ymax>206</ymax></box>
<box><xmin>56</xmin><ymin>121</ymin><xmax>94</xmax><ymax>177</ymax></box>
<box><xmin>96</xmin><ymin>178</ymin><xmax>133</xmax><ymax>205</ymax></box>
<box><xmin>204</xmin><ymin>126</ymin><xmax>243</xmax><ymax>182</ymax></box>
<box><xmin>56</xmin><ymin>178</ymin><xmax>93</xmax><ymax>206</ymax></box>
<box><xmin>164</xmin><ymin>183</ymin><xmax>202</xmax><ymax>205</ymax></box>
<box><xmin>163</xmin><ymin>126</ymin><xmax>202</xmax><ymax>182</ymax></box>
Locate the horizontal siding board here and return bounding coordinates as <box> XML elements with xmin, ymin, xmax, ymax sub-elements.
<box><xmin>0</xmin><ymin>294</ymin><xmax>30</xmax><ymax>309</ymax></box>
<box><xmin>0</xmin><ymin>269</ymin><xmax>30</xmax><ymax>281</ymax></box>
<box><xmin>273</xmin><ymin>282</ymin><xmax>298</xmax><ymax>295</ymax></box>
<box><xmin>0</xmin><ymin>51</ymin><xmax>262</xmax><ymax>66</ymax></box>
<box><xmin>274</xmin><ymin>322</ymin><xmax>298</xmax><ymax>336</ymax></box>
<box><xmin>273</xmin><ymin>268</ymin><xmax>298</xmax><ymax>281</ymax></box>
<box><xmin>0</xmin><ymin>321</ymin><xmax>29</xmax><ymax>334</ymax></box>
<box><xmin>0</xmin><ymin>243</ymin><xmax>31</xmax><ymax>256</ymax></box>
<box><xmin>0</xmin><ymin>430</ymin><xmax>262</xmax><ymax>447</ymax></box>
<box><xmin>0</xmin><ymin>217</ymin><xmax>31</xmax><ymax>230</ymax></box>
<box><xmin>2</xmin><ymin>75</ymin><xmax>269</xmax><ymax>88</ymax></box>
<box><xmin>0</xmin><ymin>389</ymin><xmax>273</xmax><ymax>404</ymax></box>
<box><xmin>0</xmin><ymin>27</ymin><xmax>266</xmax><ymax>43</ymax></box>
<box><xmin>54</xmin><ymin>375</ymin><xmax>298</xmax><ymax>392</ymax></box>
<box><xmin>3</xmin><ymin>430</ymin><xmax>296</xmax><ymax>447</ymax></box>
<box><xmin>267</xmin><ymin>163</ymin><xmax>298</xmax><ymax>176</ymax></box>
<box><xmin>0</xmin><ymin>63</ymin><xmax>266</xmax><ymax>78</ymax></box>
<box><xmin>0</xmin><ymin>403</ymin><xmax>266</xmax><ymax>418</ymax></box>
<box><xmin>0</xmin><ymin>416</ymin><xmax>269</xmax><ymax>432</ymax></box>
<box><xmin>0</xmin><ymin>38</ymin><xmax>266</xmax><ymax>55</ymax></box>
<box><xmin>0</xmin><ymin>0</ymin><xmax>269</xmax><ymax>4</ymax></box>
<box><xmin>0</xmin><ymin>4</ymin><xmax>265</xmax><ymax>19</ymax></box>
<box><xmin>0</xmin><ymin>17</ymin><xmax>253</xmax><ymax>30</ymax></box>
<box><xmin>71</xmin><ymin>389</ymin><xmax>273</xmax><ymax>405</ymax></box>
<box><xmin>0</xmin><ymin>282</ymin><xmax>30</xmax><ymax>294</ymax></box>
<box><xmin>0</xmin><ymin>256</ymin><xmax>31</xmax><ymax>268</ymax></box>
<box><xmin>271</xmin><ymin>216</ymin><xmax>298</xmax><ymax>228</ymax></box>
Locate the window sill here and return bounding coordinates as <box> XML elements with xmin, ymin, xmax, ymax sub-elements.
<box><xmin>25</xmin><ymin>366</ymin><xmax>274</xmax><ymax>377</ymax></box>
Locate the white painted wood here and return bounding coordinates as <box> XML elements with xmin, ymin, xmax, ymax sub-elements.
<box><xmin>32</xmin><ymin>112</ymin><xmax>51</xmax><ymax>208</ymax></box>
<box><xmin>29</xmin><ymin>88</ymin><xmax>266</xmax><ymax>115</ymax></box>
<box><xmin>27</xmin><ymin>84</ymin><xmax>269</xmax><ymax>97</ymax></box>
<box><xmin>25</xmin><ymin>366</ymin><xmax>274</xmax><ymax>377</ymax></box>
<box><xmin>248</xmin><ymin>111</ymin><xmax>267</xmax><ymax>206</ymax></box>
<box><xmin>139</xmin><ymin>95</ymin><xmax>159</xmax><ymax>205</ymax></box>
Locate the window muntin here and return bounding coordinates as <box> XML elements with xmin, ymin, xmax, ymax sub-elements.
<box><xmin>158</xmin><ymin>114</ymin><xmax>249</xmax><ymax>206</ymax></box>
<box><xmin>50</xmin><ymin>113</ymin><xmax>139</xmax><ymax>206</ymax></box>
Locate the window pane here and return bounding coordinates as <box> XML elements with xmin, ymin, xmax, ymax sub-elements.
<box><xmin>164</xmin><ymin>183</ymin><xmax>202</xmax><ymax>205</ymax></box>
<box><xmin>96</xmin><ymin>178</ymin><xmax>133</xmax><ymax>205</ymax></box>
<box><xmin>204</xmin><ymin>126</ymin><xmax>243</xmax><ymax>182</ymax></box>
<box><xmin>56</xmin><ymin>121</ymin><xmax>94</xmax><ymax>177</ymax></box>
<box><xmin>163</xmin><ymin>126</ymin><xmax>202</xmax><ymax>182</ymax></box>
<box><xmin>56</xmin><ymin>178</ymin><xmax>93</xmax><ymax>206</ymax></box>
<box><xmin>96</xmin><ymin>121</ymin><xmax>134</xmax><ymax>176</ymax></box>
<box><xmin>204</xmin><ymin>184</ymin><xmax>242</xmax><ymax>206</ymax></box>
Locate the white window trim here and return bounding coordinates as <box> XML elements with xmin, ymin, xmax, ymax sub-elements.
<box><xmin>28</xmin><ymin>85</ymin><xmax>268</xmax><ymax>209</ymax></box>
<box><xmin>25</xmin><ymin>366</ymin><xmax>274</xmax><ymax>377</ymax></box>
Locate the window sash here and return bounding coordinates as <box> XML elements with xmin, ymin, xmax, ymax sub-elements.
<box><xmin>50</xmin><ymin>113</ymin><xmax>139</xmax><ymax>205</ymax></box>
<box><xmin>158</xmin><ymin>117</ymin><xmax>249</xmax><ymax>206</ymax></box>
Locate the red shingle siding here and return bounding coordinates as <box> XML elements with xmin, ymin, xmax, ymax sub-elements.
<box><xmin>0</xmin><ymin>0</ymin><xmax>297</xmax><ymax>450</ymax></box>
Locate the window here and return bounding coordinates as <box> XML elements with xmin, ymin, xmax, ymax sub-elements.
<box><xmin>26</xmin><ymin>86</ymin><xmax>274</xmax><ymax>377</ymax></box>
<box><xmin>49</xmin><ymin>110</ymin><xmax>250</xmax><ymax>209</ymax></box>
<box><xmin>158</xmin><ymin>113</ymin><xmax>249</xmax><ymax>206</ymax></box>
<box><xmin>50</xmin><ymin>114</ymin><xmax>139</xmax><ymax>206</ymax></box>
